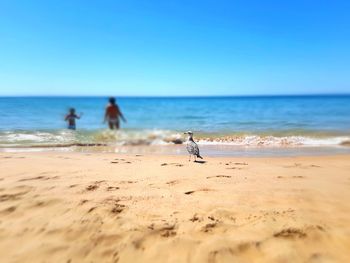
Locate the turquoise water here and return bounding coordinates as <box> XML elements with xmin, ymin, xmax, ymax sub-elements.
<box><xmin>0</xmin><ymin>96</ymin><xmax>350</xmax><ymax>150</ymax></box>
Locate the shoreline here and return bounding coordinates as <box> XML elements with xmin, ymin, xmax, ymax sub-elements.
<box><xmin>1</xmin><ymin>128</ymin><xmax>350</xmax><ymax>150</ymax></box>
<box><xmin>1</xmin><ymin>152</ymin><xmax>350</xmax><ymax>262</ymax></box>
<box><xmin>1</xmin><ymin>143</ymin><xmax>350</xmax><ymax>157</ymax></box>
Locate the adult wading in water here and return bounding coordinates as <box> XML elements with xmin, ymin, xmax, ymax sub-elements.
<box><xmin>104</xmin><ymin>97</ymin><xmax>127</xmax><ymax>130</ymax></box>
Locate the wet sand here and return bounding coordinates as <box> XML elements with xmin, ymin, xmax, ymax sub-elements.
<box><xmin>0</xmin><ymin>152</ymin><xmax>350</xmax><ymax>262</ymax></box>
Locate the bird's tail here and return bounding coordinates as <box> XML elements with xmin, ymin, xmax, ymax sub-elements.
<box><xmin>197</xmin><ymin>154</ymin><xmax>203</xmax><ymax>159</ymax></box>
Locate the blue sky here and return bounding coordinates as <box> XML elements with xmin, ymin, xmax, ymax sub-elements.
<box><xmin>0</xmin><ymin>0</ymin><xmax>349</xmax><ymax>96</ymax></box>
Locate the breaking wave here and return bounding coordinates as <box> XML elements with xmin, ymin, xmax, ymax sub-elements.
<box><xmin>0</xmin><ymin>129</ymin><xmax>349</xmax><ymax>149</ymax></box>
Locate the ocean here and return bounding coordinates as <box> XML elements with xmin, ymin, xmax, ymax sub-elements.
<box><xmin>0</xmin><ymin>95</ymin><xmax>350</xmax><ymax>155</ymax></box>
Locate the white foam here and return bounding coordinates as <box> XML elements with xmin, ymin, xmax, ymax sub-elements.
<box><xmin>0</xmin><ymin>129</ymin><xmax>349</xmax><ymax>148</ymax></box>
<box><xmin>197</xmin><ymin>135</ymin><xmax>350</xmax><ymax>147</ymax></box>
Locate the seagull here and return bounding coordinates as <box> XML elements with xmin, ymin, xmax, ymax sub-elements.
<box><xmin>184</xmin><ymin>131</ymin><xmax>203</xmax><ymax>162</ymax></box>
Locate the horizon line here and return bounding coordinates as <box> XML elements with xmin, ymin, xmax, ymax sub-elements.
<box><xmin>0</xmin><ymin>93</ymin><xmax>350</xmax><ymax>98</ymax></box>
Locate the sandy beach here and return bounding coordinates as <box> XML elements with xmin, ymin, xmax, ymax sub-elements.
<box><xmin>0</xmin><ymin>152</ymin><xmax>350</xmax><ymax>263</ymax></box>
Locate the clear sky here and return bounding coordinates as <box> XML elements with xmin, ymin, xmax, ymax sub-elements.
<box><xmin>0</xmin><ymin>0</ymin><xmax>349</xmax><ymax>96</ymax></box>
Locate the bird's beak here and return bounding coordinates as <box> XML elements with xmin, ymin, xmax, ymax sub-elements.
<box><xmin>184</xmin><ymin>132</ymin><xmax>188</xmax><ymax>134</ymax></box>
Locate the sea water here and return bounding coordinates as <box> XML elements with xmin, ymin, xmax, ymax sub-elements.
<box><xmin>0</xmin><ymin>95</ymin><xmax>349</xmax><ymax>155</ymax></box>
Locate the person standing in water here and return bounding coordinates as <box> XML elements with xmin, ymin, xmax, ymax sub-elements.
<box><xmin>65</xmin><ymin>108</ymin><xmax>82</xmax><ymax>130</ymax></box>
<box><xmin>104</xmin><ymin>97</ymin><xmax>127</xmax><ymax>130</ymax></box>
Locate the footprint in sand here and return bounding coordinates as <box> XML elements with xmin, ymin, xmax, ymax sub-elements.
<box><xmin>273</xmin><ymin>225</ymin><xmax>325</xmax><ymax>239</ymax></box>
<box><xmin>87</xmin><ymin>207</ymin><xmax>97</xmax><ymax>213</ymax></box>
<box><xmin>85</xmin><ymin>180</ymin><xmax>107</xmax><ymax>191</ymax></box>
<box><xmin>283</xmin><ymin>163</ymin><xmax>320</xmax><ymax>169</ymax></box>
<box><xmin>147</xmin><ymin>223</ymin><xmax>177</xmax><ymax>237</ymax></box>
<box><xmin>106</xmin><ymin>186</ymin><xmax>120</xmax><ymax>191</ymax></box>
<box><xmin>189</xmin><ymin>214</ymin><xmax>201</xmax><ymax>222</ymax></box>
<box><xmin>224</xmin><ymin>162</ymin><xmax>248</xmax><ymax>166</ymax></box>
<box><xmin>86</xmin><ymin>185</ymin><xmax>99</xmax><ymax>191</ymax></box>
<box><xmin>202</xmin><ymin>222</ymin><xmax>217</xmax><ymax>232</ymax></box>
<box><xmin>1</xmin><ymin>156</ymin><xmax>25</xmax><ymax>159</ymax></box>
<box><xmin>111</xmin><ymin>203</ymin><xmax>126</xmax><ymax>214</ymax></box>
<box><xmin>207</xmin><ymin>241</ymin><xmax>262</xmax><ymax>263</ymax></box>
<box><xmin>160</xmin><ymin>227</ymin><xmax>177</xmax><ymax>237</ymax></box>
<box><xmin>293</xmin><ymin>175</ymin><xmax>305</xmax><ymax>179</ymax></box>
<box><xmin>19</xmin><ymin>175</ymin><xmax>59</xmax><ymax>182</ymax></box>
<box><xmin>32</xmin><ymin>199</ymin><xmax>60</xmax><ymax>208</ymax></box>
<box><xmin>234</xmin><ymin>162</ymin><xmax>248</xmax><ymax>165</ymax></box>
<box><xmin>112</xmin><ymin>251</ymin><xmax>120</xmax><ymax>263</ymax></box>
<box><xmin>166</xmin><ymin>180</ymin><xmax>180</xmax><ymax>185</ymax></box>
<box><xmin>273</xmin><ymin>228</ymin><xmax>307</xmax><ymax>239</ymax></box>
<box><xmin>101</xmin><ymin>197</ymin><xmax>127</xmax><ymax>215</ymax></box>
<box><xmin>111</xmin><ymin>159</ymin><xmax>132</xmax><ymax>164</ymax></box>
<box><xmin>161</xmin><ymin>163</ymin><xmax>184</xmax><ymax>167</ymax></box>
<box><xmin>207</xmin><ymin>175</ymin><xmax>232</xmax><ymax>179</ymax></box>
<box><xmin>79</xmin><ymin>199</ymin><xmax>89</xmax><ymax>205</ymax></box>
<box><xmin>184</xmin><ymin>188</ymin><xmax>214</xmax><ymax>195</ymax></box>
<box><xmin>277</xmin><ymin>175</ymin><xmax>305</xmax><ymax>179</ymax></box>
<box><xmin>0</xmin><ymin>206</ymin><xmax>17</xmax><ymax>214</ymax></box>
<box><xmin>0</xmin><ymin>192</ymin><xmax>28</xmax><ymax>202</ymax></box>
<box><xmin>224</xmin><ymin>162</ymin><xmax>247</xmax><ymax>170</ymax></box>
<box><xmin>0</xmin><ymin>185</ymin><xmax>33</xmax><ymax>202</ymax></box>
<box><xmin>119</xmin><ymin>180</ymin><xmax>137</xmax><ymax>184</ymax></box>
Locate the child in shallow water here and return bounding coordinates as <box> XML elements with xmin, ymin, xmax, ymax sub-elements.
<box><xmin>65</xmin><ymin>108</ymin><xmax>82</xmax><ymax>130</ymax></box>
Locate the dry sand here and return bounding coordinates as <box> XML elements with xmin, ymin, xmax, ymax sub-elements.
<box><xmin>0</xmin><ymin>152</ymin><xmax>350</xmax><ymax>263</ymax></box>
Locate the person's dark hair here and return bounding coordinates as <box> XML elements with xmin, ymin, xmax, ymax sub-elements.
<box><xmin>109</xmin><ymin>97</ymin><xmax>116</xmax><ymax>105</ymax></box>
<box><xmin>69</xmin><ymin>108</ymin><xmax>75</xmax><ymax>113</ymax></box>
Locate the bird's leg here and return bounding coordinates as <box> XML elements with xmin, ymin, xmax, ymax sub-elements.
<box><xmin>194</xmin><ymin>155</ymin><xmax>197</xmax><ymax>162</ymax></box>
<box><xmin>188</xmin><ymin>155</ymin><xmax>191</xmax><ymax>162</ymax></box>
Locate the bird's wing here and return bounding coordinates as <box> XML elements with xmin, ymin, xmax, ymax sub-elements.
<box><xmin>193</xmin><ymin>142</ymin><xmax>200</xmax><ymax>156</ymax></box>
<box><xmin>187</xmin><ymin>141</ymin><xmax>199</xmax><ymax>155</ymax></box>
